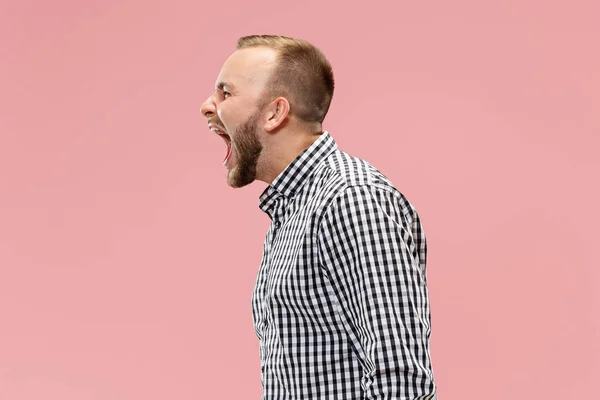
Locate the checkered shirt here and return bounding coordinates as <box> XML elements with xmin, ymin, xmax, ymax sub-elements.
<box><xmin>253</xmin><ymin>131</ymin><xmax>436</xmax><ymax>399</ymax></box>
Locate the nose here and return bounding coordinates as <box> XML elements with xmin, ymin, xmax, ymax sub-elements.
<box><xmin>200</xmin><ymin>94</ymin><xmax>216</xmax><ymax>119</ymax></box>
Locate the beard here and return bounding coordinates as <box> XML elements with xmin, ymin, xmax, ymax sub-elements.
<box><xmin>227</xmin><ymin>110</ymin><xmax>263</xmax><ymax>188</ymax></box>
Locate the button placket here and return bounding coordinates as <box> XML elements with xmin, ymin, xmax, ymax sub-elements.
<box><xmin>271</xmin><ymin>197</ymin><xmax>286</xmax><ymax>238</ymax></box>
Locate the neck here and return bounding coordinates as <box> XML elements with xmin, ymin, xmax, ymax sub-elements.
<box><xmin>258</xmin><ymin>128</ymin><xmax>323</xmax><ymax>184</ymax></box>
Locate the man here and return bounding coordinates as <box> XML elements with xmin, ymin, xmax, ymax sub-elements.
<box><xmin>200</xmin><ymin>35</ymin><xmax>437</xmax><ymax>400</ymax></box>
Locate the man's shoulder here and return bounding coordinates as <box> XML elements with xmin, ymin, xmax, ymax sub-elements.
<box><xmin>314</xmin><ymin>149</ymin><xmax>418</xmax><ymax>219</ymax></box>
<box><xmin>321</xmin><ymin>148</ymin><xmax>398</xmax><ymax>193</ymax></box>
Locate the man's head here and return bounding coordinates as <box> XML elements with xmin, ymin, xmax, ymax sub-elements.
<box><xmin>200</xmin><ymin>35</ymin><xmax>335</xmax><ymax>188</ymax></box>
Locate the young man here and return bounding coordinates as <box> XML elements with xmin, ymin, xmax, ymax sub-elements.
<box><xmin>200</xmin><ymin>35</ymin><xmax>437</xmax><ymax>400</ymax></box>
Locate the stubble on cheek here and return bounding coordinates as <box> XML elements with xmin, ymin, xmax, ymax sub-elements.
<box><xmin>227</xmin><ymin>113</ymin><xmax>263</xmax><ymax>188</ymax></box>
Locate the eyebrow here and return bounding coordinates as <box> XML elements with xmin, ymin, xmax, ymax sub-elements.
<box><xmin>216</xmin><ymin>81</ymin><xmax>236</xmax><ymax>91</ymax></box>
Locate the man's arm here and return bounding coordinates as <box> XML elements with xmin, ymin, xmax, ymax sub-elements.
<box><xmin>318</xmin><ymin>185</ymin><xmax>436</xmax><ymax>400</ymax></box>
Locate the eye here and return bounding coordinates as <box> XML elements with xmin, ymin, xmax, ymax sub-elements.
<box><xmin>223</xmin><ymin>90</ymin><xmax>231</xmax><ymax>98</ymax></box>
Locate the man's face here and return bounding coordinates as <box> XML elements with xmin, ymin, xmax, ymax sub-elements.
<box><xmin>200</xmin><ymin>48</ymin><xmax>277</xmax><ymax>188</ymax></box>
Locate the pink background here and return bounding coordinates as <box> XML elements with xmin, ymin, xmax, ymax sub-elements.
<box><xmin>1</xmin><ymin>1</ymin><xmax>599</xmax><ymax>399</ymax></box>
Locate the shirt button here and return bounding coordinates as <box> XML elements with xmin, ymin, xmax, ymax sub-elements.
<box><xmin>274</xmin><ymin>221</ymin><xmax>281</xmax><ymax>229</ymax></box>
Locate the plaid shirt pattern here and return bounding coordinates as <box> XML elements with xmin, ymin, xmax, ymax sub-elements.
<box><xmin>253</xmin><ymin>131</ymin><xmax>436</xmax><ymax>399</ymax></box>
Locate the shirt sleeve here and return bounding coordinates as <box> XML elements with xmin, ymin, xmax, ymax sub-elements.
<box><xmin>317</xmin><ymin>185</ymin><xmax>436</xmax><ymax>400</ymax></box>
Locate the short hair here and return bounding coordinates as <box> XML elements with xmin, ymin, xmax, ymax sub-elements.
<box><xmin>236</xmin><ymin>35</ymin><xmax>335</xmax><ymax>124</ymax></box>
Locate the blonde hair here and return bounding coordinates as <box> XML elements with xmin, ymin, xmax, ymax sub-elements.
<box><xmin>237</xmin><ymin>35</ymin><xmax>335</xmax><ymax>124</ymax></box>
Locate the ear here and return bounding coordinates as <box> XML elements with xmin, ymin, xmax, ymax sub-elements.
<box><xmin>263</xmin><ymin>97</ymin><xmax>290</xmax><ymax>132</ymax></box>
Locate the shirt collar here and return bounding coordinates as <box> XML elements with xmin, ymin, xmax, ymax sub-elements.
<box><xmin>259</xmin><ymin>131</ymin><xmax>337</xmax><ymax>213</ymax></box>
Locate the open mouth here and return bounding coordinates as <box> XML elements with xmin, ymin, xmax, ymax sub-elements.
<box><xmin>212</xmin><ymin>128</ymin><xmax>232</xmax><ymax>164</ymax></box>
<box><xmin>221</xmin><ymin>133</ymin><xmax>232</xmax><ymax>164</ymax></box>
